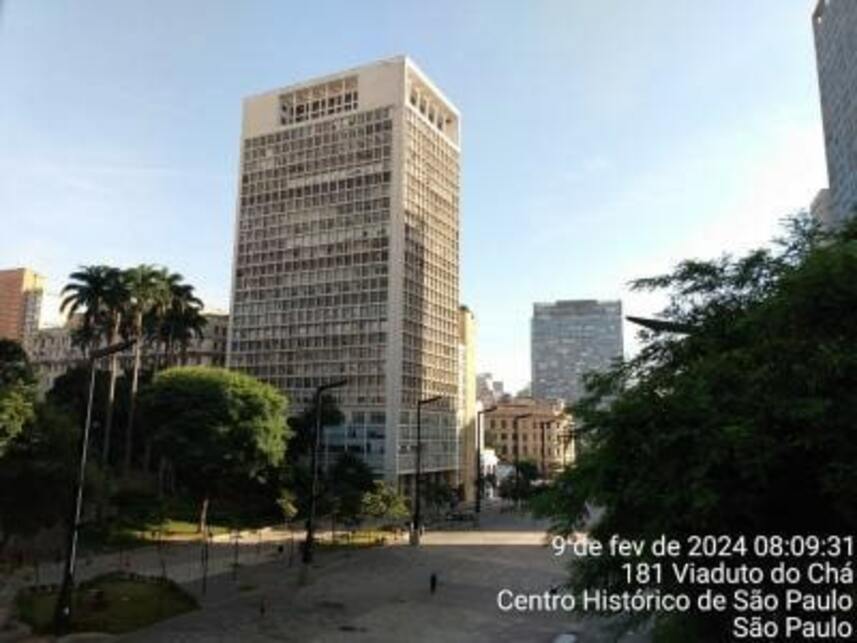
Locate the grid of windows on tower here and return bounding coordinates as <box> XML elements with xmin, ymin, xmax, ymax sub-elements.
<box><xmin>400</xmin><ymin>108</ymin><xmax>460</xmax><ymax>408</ymax></box>
<box><xmin>232</xmin><ymin>107</ymin><xmax>394</xmax><ymax>408</ymax></box>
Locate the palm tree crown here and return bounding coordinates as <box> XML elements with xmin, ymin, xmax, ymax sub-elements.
<box><xmin>60</xmin><ymin>265</ymin><xmax>123</xmax><ymax>353</ymax></box>
<box><xmin>153</xmin><ymin>271</ymin><xmax>206</xmax><ymax>366</ymax></box>
<box><xmin>122</xmin><ymin>265</ymin><xmax>169</xmax><ymax>335</ymax></box>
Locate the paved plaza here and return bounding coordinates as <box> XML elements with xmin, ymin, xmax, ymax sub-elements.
<box><xmin>1</xmin><ymin>506</ymin><xmax>651</xmax><ymax>642</ymax></box>
<box><xmin>118</xmin><ymin>507</ymin><xmax>650</xmax><ymax>643</ymax></box>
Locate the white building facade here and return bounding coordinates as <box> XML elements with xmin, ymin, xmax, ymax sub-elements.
<box><xmin>227</xmin><ymin>57</ymin><xmax>461</xmax><ymax>488</ymax></box>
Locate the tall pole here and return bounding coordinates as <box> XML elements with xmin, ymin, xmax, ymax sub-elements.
<box><xmin>475</xmin><ymin>405</ymin><xmax>497</xmax><ymax>514</ymax></box>
<box><xmin>303</xmin><ymin>379</ymin><xmax>347</xmax><ymax>565</ymax></box>
<box><xmin>54</xmin><ymin>339</ymin><xmax>134</xmax><ymax>635</ymax></box>
<box><xmin>541</xmin><ymin>421</ymin><xmax>546</xmax><ymax>479</ymax></box>
<box><xmin>412</xmin><ymin>395</ymin><xmax>442</xmax><ymax>546</ymax></box>
<box><xmin>324</xmin><ymin>421</ymin><xmax>329</xmax><ymax>472</ymax></box>
<box><xmin>414</xmin><ymin>402</ymin><xmax>421</xmax><ymax>540</ymax></box>
<box><xmin>514</xmin><ymin>419</ymin><xmax>519</xmax><ymax>510</ymax></box>
<box><xmin>512</xmin><ymin>413</ymin><xmax>531</xmax><ymax>511</ymax></box>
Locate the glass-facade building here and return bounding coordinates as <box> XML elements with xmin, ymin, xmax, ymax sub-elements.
<box><xmin>531</xmin><ymin>299</ymin><xmax>623</xmax><ymax>404</ymax></box>
<box><xmin>813</xmin><ymin>0</ymin><xmax>857</xmax><ymax>225</ymax></box>
<box><xmin>228</xmin><ymin>57</ymin><xmax>460</xmax><ymax>487</ymax></box>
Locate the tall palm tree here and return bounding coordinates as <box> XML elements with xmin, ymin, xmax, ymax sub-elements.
<box><xmin>162</xmin><ymin>273</ymin><xmax>205</xmax><ymax>367</ymax></box>
<box><xmin>122</xmin><ymin>264</ymin><xmax>169</xmax><ymax>475</ymax></box>
<box><xmin>60</xmin><ymin>266</ymin><xmax>115</xmax><ymax>356</ymax></box>
<box><xmin>100</xmin><ymin>269</ymin><xmax>129</xmax><ymax>467</ymax></box>
<box><xmin>149</xmin><ymin>271</ymin><xmax>204</xmax><ymax>368</ymax></box>
<box><xmin>174</xmin><ymin>306</ymin><xmax>207</xmax><ymax>366</ymax></box>
<box><xmin>141</xmin><ymin>270</ymin><xmax>205</xmax><ymax>474</ymax></box>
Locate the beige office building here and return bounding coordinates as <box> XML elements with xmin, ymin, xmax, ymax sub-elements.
<box><xmin>484</xmin><ymin>398</ymin><xmax>573</xmax><ymax>478</ymax></box>
<box><xmin>0</xmin><ymin>268</ymin><xmax>44</xmax><ymax>343</ymax></box>
<box><xmin>227</xmin><ymin>57</ymin><xmax>461</xmax><ymax>488</ymax></box>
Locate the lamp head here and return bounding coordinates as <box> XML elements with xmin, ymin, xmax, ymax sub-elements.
<box><xmin>420</xmin><ymin>395</ymin><xmax>444</xmax><ymax>406</ymax></box>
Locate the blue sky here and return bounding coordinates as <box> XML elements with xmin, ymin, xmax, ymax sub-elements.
<box><xmin>0</xmin><ymin>1</ymin><xmax>826</xmax><ymax>391</ymax></box>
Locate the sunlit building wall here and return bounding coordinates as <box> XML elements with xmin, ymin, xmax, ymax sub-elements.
<box><xmin>228</xmin><ymin>57</ymin><xmax>461</xmax><ymax>487</ymax></box>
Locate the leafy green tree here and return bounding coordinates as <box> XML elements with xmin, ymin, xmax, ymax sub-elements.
<box><xmin>499</xmin><ymin>460</ymin><xmax>539</xmax><ymax>502</ymax></box>
<box><xmin>422</xmin><ymin>479</ymin><xmax>457</xmax><ymax>515</ymax></box>
<box><xmin>361</xmin><ymin>482</ymin><xmax>409</xmax><ymax>523</ymax></box>
<box><xmin>285</xmin><ymin>395</ymin><xmax>345</xmax><ymax>525</ymax></box>
<box><xmin>140</xmin><ymin>366</ymin><xmax>290</xmax><ymax>531</ymax></box>
<box><xmin>535</xmin><ymin>215</ymin><xmax>857</xmax><ymax>640</ymax></box>
<box><xmin>47</xmin><ymin>366</ymin><xmax>132</xmax><ymax>466</ymax></box>
<box><xmin>47</xmin><ymin>366</ymin><xmax>99</xmax><ymax>426</ymax></box>
<box><xmin>0</xmin><ymin>403</ymin><xmax>99</xmax><ymax>553</ymax></box>
<box><xmin>328</xmin><ymin>453</ymin><xmax>375</xmax><ymax>527</ymax></box>
<box><xmin>286</xmin><ymin>394</ymin><xmax>345</xmax><ymax>465</ymax></box>
<box><xmin>0</xmin><ymin>339</ymin><xmax>36</xmax><ymax>457</ymax></box>
<box><xmin>147</xmin><ymin>270</ymin><xmax>205</xmax><ymax>369</ymax></box>
<box><xmin>0</xmin><ymin>388</ymin><xmax>35</xmax><ymax>457</ymax></box>
<box><xmin>276</xmin><ymin>489</ymin><xmax>298</xmax><ymax>525</ymax></box>
<box><xmin>0</xmin><ymin>339</ymin><xmax>34</xmax><ymax>384</ymax></box>
<box><xmin>290</xmin><ymin>460</ymin><xmax>330</xmax><ymax>519</ymax></box>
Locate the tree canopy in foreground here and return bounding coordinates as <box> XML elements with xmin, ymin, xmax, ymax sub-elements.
<box><xmin>0</xmin><ymin>339</ymin><xmax>37</xmax><ymax>457</ymax></box>
<box><xmin>534</xmin><ymin>215</ymin><xmax>857</xmax><ymax>640</ymax></box>
<box><xmin>140</xmin><ymin>367</ymin><xmax>290</xmax><ymax>525</ymax></box>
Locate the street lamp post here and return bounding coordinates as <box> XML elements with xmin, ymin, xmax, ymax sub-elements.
<box><xmin>412</xmin><ymin>395</ymin><xmax>443</xmax><ymax>546</ymax></box>
<box><xmin>512</xmin><ymin>413</ymin><xmax>532</xmax><ymax>511</ymax></box>
<box><xmin>475</xmin><ymin>405</ymin><xmax>497</xmax><ymax>514</ymax></box>
<box><xmin>303</xmin><ymin>379</ymin><xmax>348</xmax><ymax>565</ymax></box>
<box><xmin>54</xmin><ymin>339</ymin><xmax>135</xmax><ymax>635</ymax></box>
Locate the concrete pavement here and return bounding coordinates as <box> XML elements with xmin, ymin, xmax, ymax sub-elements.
<box><xmin>3</xmin><ymin>507</ymin><xmax>651</xmax><ymax>642</ymax></box>
<box><xmin>123</xmin><ymin>507</ymin><xmax>650</xmax><ymax>643</ymax></box>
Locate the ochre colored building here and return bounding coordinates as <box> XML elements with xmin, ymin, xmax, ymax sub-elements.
<box><xmin>0</xmin><ymin>268</ymin><xmax>44</xmax><ymax>343</ymax></box>
<box><xmin>484</xmin><ymin>398</ymin><xmax>573</xmax><ymax>478</ymax></box>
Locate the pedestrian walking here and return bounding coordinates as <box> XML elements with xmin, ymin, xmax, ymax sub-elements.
<box><xmin>430</xmin><ymin>572</ymin><xmax>438</xmax><ymax>594</ymax></box>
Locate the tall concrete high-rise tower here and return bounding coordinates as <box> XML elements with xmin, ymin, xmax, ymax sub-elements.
<box><xmin>228</xmin><ymin>57</ymin><xmax>460</xmax><ymax>489</ymax></box>
<box><xmin>531</xmin><ymin>299</ymin><xmax>623</xmax><ymax>405</ymax></box>
<box><xmin>813</xmin><ymin>0</ymin><xmax>857</xmax><ymax>225</ymax></box>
